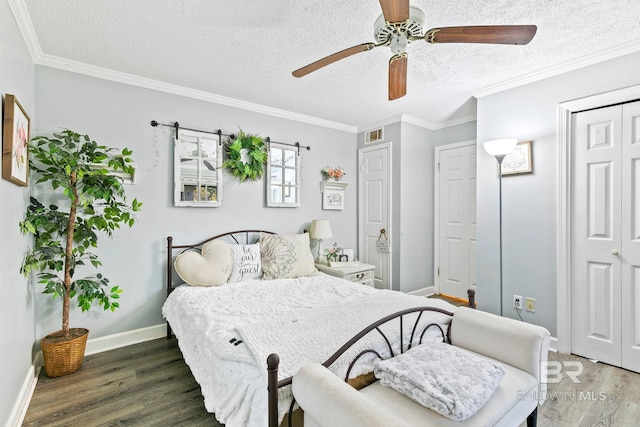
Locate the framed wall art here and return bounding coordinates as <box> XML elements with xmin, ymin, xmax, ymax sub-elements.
<box><xmin>502</xmin><ymin>140</ymin><xmax>532</xmax><ymax>176</ymax></box>
<box><xmin>321</xmin><ymin>181</ymin><xmax>348</xmax><ymax>210</ymax></box>
<box><xmin>2</xmin><ymin>94</ymin><xmax>31</xmax><ymax>186</ymax></box>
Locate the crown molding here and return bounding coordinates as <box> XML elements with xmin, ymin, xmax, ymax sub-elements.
<box><xmin>402</xmin><ymin>113</ymin><xmax>476</xmax><ymax>131</ymax></box>
<box><xmin>34</xmin><ymin>54</ymin><xmax>357</xmax><ymax>133</ymax></box>
<box><xmin>473</xmin><ymin>39</ymin><xmax>640</xmax><ymax>98</ymax></box>
<box><xmin>8</xmin><ymin>0</ymin><xmax>357</xmax><ymax>134</ymax></box>
<box><xmin>357</xmin><ymin>113</ymin><xmax>476</xmax><ymax>133</ymax></box>
<box><xmin>7</xmin><ymin>0</ymin><xmax>42</xmax><ymax>60</ymax></box>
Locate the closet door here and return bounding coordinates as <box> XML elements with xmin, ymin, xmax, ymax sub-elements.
<box><xmin>571</xmin><ymin>105</ymin><xmax>623</xmax><ymax>366</ymax></box>
<box><xmin>571</xmin><ymin>100</ymin><xmax>640</xmax><ymax>373</ymax></box>
<box><xmin>621</xmin><ymin>101</ymin><xmax>640</xmax><ymax>373</ymax></box>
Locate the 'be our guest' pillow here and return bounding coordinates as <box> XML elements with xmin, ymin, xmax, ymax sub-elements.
<box><xmin>174</xmin><ymin>240</ymin><xmax>232</xmax><ymax>286</ymax></box>
<box><xmin>228</xmin><ymin>244</ymin><xmax>262</xmax><ymax>282</ymax></box>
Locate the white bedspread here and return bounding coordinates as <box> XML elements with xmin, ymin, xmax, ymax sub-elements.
<box><xmin>162</xmin><ymin>273</ymin><xmax>455</xmax><ymax>426</ymax></box>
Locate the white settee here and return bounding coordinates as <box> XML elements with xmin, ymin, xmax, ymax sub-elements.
<box><xmin>292</xmin><ymin>307</ymin><xmax>550</xmax><ymax>427</ymax></box>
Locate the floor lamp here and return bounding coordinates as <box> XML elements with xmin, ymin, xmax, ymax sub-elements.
<box><xmin>483</xmin><ymin>138</ymin><xmax>518</xmax><ymax>316</ymax></box>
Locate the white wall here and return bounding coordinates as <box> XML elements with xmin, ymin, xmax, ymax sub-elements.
<box><xmin>32</xmin><ymin>66</ymin><xmax>358</xmax><ymax>340</ymax></box>
<box><xmin>476</xmin><ymin>50</ymin><xmax>640</xmax><ymax>336</ymax></box>
<box><xmin>0</xmin><ymin>0</ymin><xmax>36</xmax><ymax>424</ymax></box>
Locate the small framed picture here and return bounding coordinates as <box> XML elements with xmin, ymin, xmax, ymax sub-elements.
<box><xmin>342</xmin><ymin>248</ymin><xmax>354</xmax><ymax>260</ymax></box>
<box><xmin>339</xmin><ymin>254</ymin><xmax>349</xmax><ymax>262</ymax></box>
<box><xmin>2</xmin><ymin>94</ymin><xmax>31</xmax><ymax>186</ymax></box>
<box><xmin>502</xmin><ymin>141</ymin><xmax>533</xmax><ymax>176</ymax></box>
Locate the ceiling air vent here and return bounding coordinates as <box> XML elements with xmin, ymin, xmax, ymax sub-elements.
<box><xmin>365</xmin><ymin>128</ymin><xmax>383</xmax><ymax>144</ymax></box>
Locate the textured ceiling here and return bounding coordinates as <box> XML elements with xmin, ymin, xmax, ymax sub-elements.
<box><xmin>19</xmin><ymin>0</ymin><xmax>640</xmax><ymax>128</ymax></box>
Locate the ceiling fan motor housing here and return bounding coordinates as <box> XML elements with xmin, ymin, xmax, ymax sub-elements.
<box><xmin>374</xmin><ymin>5</ymin><xmax>426</xmax><ymax>47</ymax></box>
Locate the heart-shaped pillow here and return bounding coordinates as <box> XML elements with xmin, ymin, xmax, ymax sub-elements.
<box><xmin>174</xmin><ymin>240</ymin><xmax>232</xmax><ymax>286</ymax></box>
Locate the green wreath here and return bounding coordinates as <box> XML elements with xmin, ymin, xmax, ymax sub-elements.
<box><xmin>223</xmin><ymin>130</ymin><xmax>268</xmax><ymax>181</ymax></box>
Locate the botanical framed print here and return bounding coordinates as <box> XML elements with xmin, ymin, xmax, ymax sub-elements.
<box><xmin>502</xmin><ymin>140</ymin><xmax>532</xmax><ymax>176</ymax></box>
<box><xmin>2</xmin><ymin>94</ymin><xmax>31</xmax><ymax>186</ymax></box>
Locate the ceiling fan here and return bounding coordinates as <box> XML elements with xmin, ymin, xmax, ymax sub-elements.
<box><xmin>292</xmin><ymin>0</ymin><xmax>537</xmax><ymax>100</ymax></box>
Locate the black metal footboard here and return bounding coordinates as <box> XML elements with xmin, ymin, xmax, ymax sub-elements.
<box><xmin>267</xmin><ymin>306</ymin><xmax>455</xmax><ymax>427</ymax></box>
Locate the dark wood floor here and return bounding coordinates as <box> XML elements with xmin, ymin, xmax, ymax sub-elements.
<box><xmin>24</xmin><ymin>337</ymin><xmax>640</xmax><ymax>426</ymax></box>
<box><xmin>23</xmin><ymin>337</ymin><xmax>222</xmax><ymax>427</ymax></box>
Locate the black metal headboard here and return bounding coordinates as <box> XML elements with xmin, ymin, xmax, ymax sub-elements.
<box><xmin>165</xmin><ymin>229</ymin><xmax>275</xmax><ymax>338</ymax></box>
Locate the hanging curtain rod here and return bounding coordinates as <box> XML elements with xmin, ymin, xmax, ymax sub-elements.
<box><xmin>149</xmin><ymin>120</ymin><xmax>311</xmax><ymax>153</ymax></box>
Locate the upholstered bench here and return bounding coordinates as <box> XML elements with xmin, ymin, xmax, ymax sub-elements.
<box><xmin>292</xmin><ymin>307</ymin><xmax>550</xmax><ymax>427</ymax></box>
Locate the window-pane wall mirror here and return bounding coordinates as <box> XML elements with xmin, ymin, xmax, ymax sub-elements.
<box><xmin>174</xmin><ymin>129</ymin><xmax>223</xmax><ymax>207</ymax></box>
<box><xmin>267</xmin><ymin>142</ymin><xmax>300</xmax><ymax>207</ymax></box>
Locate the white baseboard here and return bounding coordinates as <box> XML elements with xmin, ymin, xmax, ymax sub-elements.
<box><xmin>7</xmin><ymin>355</ymin><xmax>41</xmax><ymax>427</ymax></box>
<box><xmin>406</xmin><ymin>286</ymin><xmax>435</xmax><ymax>297</ymax></box>
<box><xmin>85</xmin><ymin>323</ymin><xmax>167</xmax><ymax>355</ymax></box>
<box><xmin>549</xmin><ymin>336</ymin><xmax>558</xmax><ymax>352</ymax></box>
<box><xmin>10</xmin><ymin>323</ymin><xmax>167</xmax><ymax>427</ymax></box>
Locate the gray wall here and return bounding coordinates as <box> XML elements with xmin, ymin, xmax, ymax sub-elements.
<box><xmin>358</xmin><ymin>120</ymin><xmax>476</xmax><ymax>293</ymax></box>
<box><xmin>32</xmin><ymin>66</ymin><xmax>358</xmax><ymax>341</ymax></box>
<box><xmin>399</xmin><ymin>122</ymin><xmax>434</xmax><ymax>292</ymax></box>
<box><xmin>476</xmin><ymin>50</ymin><xmax>640</xmax><ymax>336</ymax></box>
<box><xmin>0</xmin><ymin>0</ymin><xmax>36</xmax><ymax>424</ymax></box>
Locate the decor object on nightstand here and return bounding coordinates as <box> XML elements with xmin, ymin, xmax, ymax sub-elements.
<box><xmin>20</xmin><ymin>129</ymin><xmax>142</xmax><ymax>377</ymax></box>
<box><xmin>309</xmin><ymin>219</ymin><xmax>333</xmax><ymax>263</ymax></box>
<box><xmin>325</xmin><ymin>242</ymin><xmax>342</xmax><ymax>263</ymax></box>
<box><xmin>483</xmin><ymin>138</ymin><xmax>518</xmax><ymax>316</ymax></box>
<box><xmin>223</xmin><ymin>129</ymin><xmax>267</xmax><ymax>181</ymax></box>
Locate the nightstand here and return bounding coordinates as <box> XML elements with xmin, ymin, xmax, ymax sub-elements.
<box><xmin>315</xmin><ymin>263</ymin><xmax>375</xmax><ymax>287</ymax></box>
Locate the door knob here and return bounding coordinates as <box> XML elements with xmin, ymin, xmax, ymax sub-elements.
<box><xmin>612</xmin><ymin>250</ymin><xmax>620</xmax><ymax>256</ymax></box>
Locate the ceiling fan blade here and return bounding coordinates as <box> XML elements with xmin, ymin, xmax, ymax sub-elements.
<box><xmin>379</xmin><ymin>0</ymin><xmax>410</xmax><ymax>23</ymax></box>
<box><xmin>388</xmin><ymin>54</ymin><xmax>407</xmax><ymax>101</ymax></box>
<box><xmin>425</xmin><ymin>25</ymin><xmax>537</xmax><ymax>45</ymax></box>
<box><xmin>292</xmin><ymin>43</ymin><xmax>377</xmax><ymax>78</ymax></box>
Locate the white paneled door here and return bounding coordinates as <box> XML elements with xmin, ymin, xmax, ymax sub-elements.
<box><xmin>571</xmin><ymin>100</ymin><xmax>640</xmax><ymax>373</ymax></box>
<box><xmin>435</xmin><ymin>141</ymin><xmax>477</xmax><ymax>300</ymax></box>
<box><xmin>359</xmin><ymin>143</ymin><xmax>391</xmax><ymax>290</ymax></box>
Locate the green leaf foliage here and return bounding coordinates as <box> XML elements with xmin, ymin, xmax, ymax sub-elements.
<box><xmin>222</xmin><ymin>129</ymin><xmax>267</xmax><ymax>181</ymax></box>
<box><xmin>20</xmin><ymin>129</ymin><xmax>142</xmax><ymax>332</ymax></box>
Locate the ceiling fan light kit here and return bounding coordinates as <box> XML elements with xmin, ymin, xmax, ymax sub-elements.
<box><xmin>292</xmin><ymin>0</ymin><xmax>537</xmax><ymax>101</ymax></box>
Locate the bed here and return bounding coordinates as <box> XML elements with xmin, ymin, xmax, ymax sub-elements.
<box><xmin>162</xmin><ymin>230</ymin><xmax>463</xmax><ymax>426</ymax></box>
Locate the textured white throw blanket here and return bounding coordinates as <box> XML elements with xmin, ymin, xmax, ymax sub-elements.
<box><xmin>239</xmin><ymin>290</ymin><xmax>454</xmax><ymax>381</ymax></box>
<box><xmin>163</xmin><ymin>274</ymin><xmax>455</xmax><ymax>427</ymax></box>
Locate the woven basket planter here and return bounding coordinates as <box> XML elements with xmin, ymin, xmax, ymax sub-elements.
<box><xmin>40</xmin><ymin>328</ymin><xmax>89</xmax><ymax>377</ymax></box>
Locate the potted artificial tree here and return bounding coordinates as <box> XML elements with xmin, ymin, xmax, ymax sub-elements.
<box><xmin>20</xmin><ymin>129</ymin><xmax>142</xmax><ymax>377</ymax></box>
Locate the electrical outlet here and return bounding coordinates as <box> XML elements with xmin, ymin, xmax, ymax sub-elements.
<box><xmin>513</xmin><ymin>295</ymin><xmax>523</xmax><ymax>309</ymax></box>
<box><xmin>525</xmin><ymin>297</ymin><xmax>536</xmax><ymax>312</ymax></box>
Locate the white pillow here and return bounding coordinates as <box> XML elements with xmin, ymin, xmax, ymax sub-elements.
<box><xmin>260</xmin><ymin>233</ymin><xmax>316</xmax><ymax>279</ymax></box>
<box><xmin>373</xmin><ymin>342</ymin><xmax>505</xmax><ymax>421</ymax></box>
<box><xmin>174</xmin><ymin>240</ymin><xmax>232</xmax><ymax>286</ymax></box>
<box><xmin>228</xmin><ymin>244</ymin><xmax>262</xmax><ymax>282</ymax></box>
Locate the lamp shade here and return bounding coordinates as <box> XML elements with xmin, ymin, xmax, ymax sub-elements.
<box><xmin>309</xmin><ymin>219</ymin><xmax>332</xmax><ymax>240</ymax></box>
<box><xmin>483</xmin><ymin>138</ymin><xmax>518</xmax><ymax>157</ymax></box>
